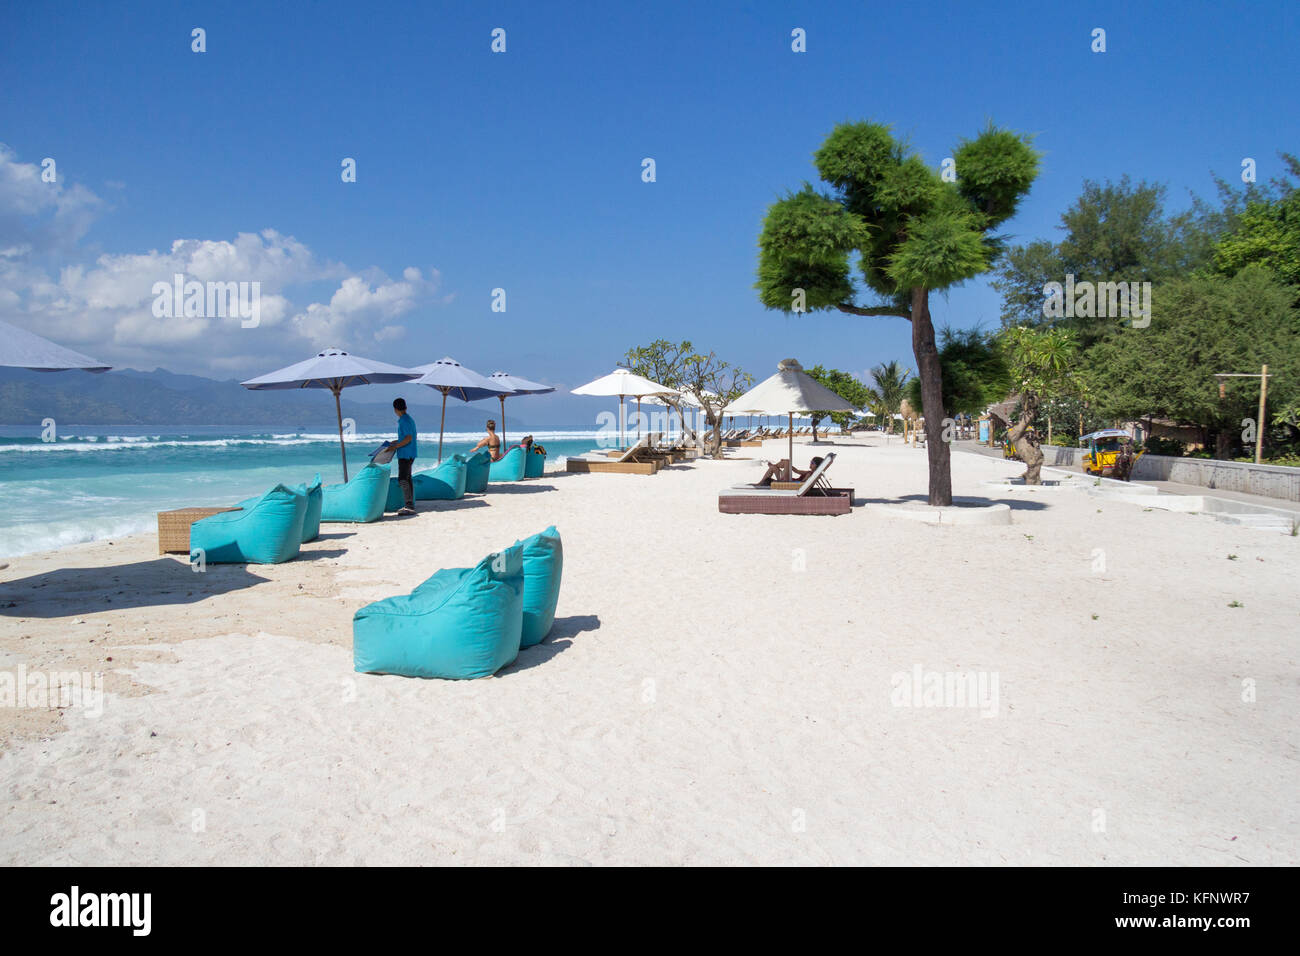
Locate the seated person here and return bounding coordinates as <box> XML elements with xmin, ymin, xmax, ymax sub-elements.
<box><xmin>503</xmin><ymin>435</ymin><xmax>534</xmax><ymax>455</ymax></box>
<box><xmin>755</xmin><ymin>456</ymin><xmax>824</xmax><ymax>486</ymax></box>
<box><xmin>472</xmin><ymin>419</ymin><xmax>503</xmax><ymax>461</ymax></box>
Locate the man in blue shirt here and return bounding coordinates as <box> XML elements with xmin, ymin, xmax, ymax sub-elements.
<box><xmin>387</xmin><ymin>398</ymin><xmax>418</xmax><ymax>515</ymax></box>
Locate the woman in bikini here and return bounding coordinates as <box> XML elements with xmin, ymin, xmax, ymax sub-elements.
<box><xmin>472</xmin><ymin>419</ymin><xmax>503</xmax><ymax>461</ymax></box>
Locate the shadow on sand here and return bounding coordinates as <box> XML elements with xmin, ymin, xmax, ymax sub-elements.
<box><xmin>0</xmin><ymin>557</ymin><xmax>271</xmax><ymax>617</ymax></box>
<box><xmin>406</xmin><ymin>498</ymin><xmax>491</xmax><ymax>513</ymax></box>
<box><xmin>500</xmin><ymin>614</ymin><xmax>601</xmax><ymax>675</ymax></box>
<box><xmin>858</xmin><ymin>493</ymin><xmax>1050</xmax><ymax>512</ymax></box>
<box><xmin>480</xmin><ymin>483</ymin><xmax>558</xmax><ymax>495</ymax></box>
<box><xmin>286</xmin><ymin>548</ymin><xmax>348</xmax><ymax>562</ymax></box>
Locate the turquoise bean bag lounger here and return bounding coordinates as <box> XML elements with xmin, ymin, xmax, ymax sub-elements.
<box><xmin>385</xmin><ymin>457</ymin><xmax>468</xmax><ymax>509</ymax></box>
<box><xmin>488</xmin><ymin>445</ymin><xmax>527</xmax><ymax>481</ymax></box>
<box><xmin>415</xmin><ymin>456</ymin><xmax>468</xmax><ymax>501</ymax></box>
<box><xmin>524</xmin><ymin>447</ymin><xmax>546</xmax><ymax>478</ymax></box>
<box><xmin>516</xmin><ymin>526</ymin><xmax>562</xmax><ymax>647</ymax></box>
<box><xmin>191</xmin><ymin>483</ymin><xmax>307</xmax><ymax>564</ymax></box>
<box><xmin>234</xmin><ymin>474</ymin><xmax>321</xmax><ymax>543</ymax></box>
<box><xmin>322</xmin><ymin>463</ymin><xmax>390</xmax><ymax>523</ymax></box>
<box><xmin>297</xmin><ymin>474</ymin><xmax>322</xmax><ymax>542</ymax></box>
<box><xmin>462</xmin><ymin>449</ymin><xmax>491</xmax><ymax>493</ymax></box>
<box><xmin>353</xmin><ymin>544</ymin><xmax>525</xmax><ymax>679</ymax></box>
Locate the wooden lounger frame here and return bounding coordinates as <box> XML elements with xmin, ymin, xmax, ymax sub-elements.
<box><xmin>718</xmin><ymin>490</ymin><xmax>852</xmax><ymax>515</ymax></box>
<box><xmin>567</xmin><ymin>458</ymin><xmax>662</xmax><ymax>475</ymax></box>
<box><xmin>718</xmin><ymin>453</ymin><xmax>852</xmax><ymax>515</ymax></box>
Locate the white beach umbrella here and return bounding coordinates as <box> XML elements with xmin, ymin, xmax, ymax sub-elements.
<box><xmin>242</xmin><ymin>347</ymin><xmax>420</xmax><ymax>481</ymax></box>
<box><xmin>486</xmin><ymin>371</ymin><xmax>554</xmax><ymax>445</ymax></box>
<box><xmin>572</xmin><ymin>368</ymin><xmax>679</xmax><ymax>448</ymax></box>
<box><xmin>412</xmin><ymin>357</ymin><xmax>502</xmax><ymax>463</ymax></box>
<box><xmin>725</xmin><ymin>358</ymin><xmax>855</xmax><ymax>467</ymax></box>
<box><xmin>0</xmin><ymin>319</ymin><xmax>111</xmax><ymax>372</ymax></box>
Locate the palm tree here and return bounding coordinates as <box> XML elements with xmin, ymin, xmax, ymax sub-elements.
<box><xmin>871</xmin><ymin>361</ymin><xmax>912</xmax><ymax>434</ymax></box>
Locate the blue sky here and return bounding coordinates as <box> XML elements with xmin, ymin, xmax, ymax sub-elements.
<box><xmin>1</xmin><ymin>0</ymin><xmax>1296</xmax><ymax>411</ymax></box>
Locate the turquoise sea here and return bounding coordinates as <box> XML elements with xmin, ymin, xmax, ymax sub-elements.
<box><xmin>0</xmin><ymin>426</ymin><xmax>605</xmax><ymax>558</ymax></box>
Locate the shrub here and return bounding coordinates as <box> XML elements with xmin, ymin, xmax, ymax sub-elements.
<box><xmin>1142</xmin><ymin>436</ymin><xmax>1186</xmax><ymax>457</ymax></box>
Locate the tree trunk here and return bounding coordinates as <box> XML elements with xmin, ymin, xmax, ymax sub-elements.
<box><xmin>911</xmin><ymin>287</ymin><xmax>952</xmax><ymax>505</ymax></box>
<box><xmin>1213</xmin><ymin>429</ymin><xmax>1232</xmax><ymax>459</ymax></box>
<box><xmin>1006</xmin><ymin>395</ymin><xmax>1044</xmax><ymax>484</ymax></box>
<box><xmin>704</xmin><ymin>412</ymin><xmax>723</xmax><ymax>457</ymax></box>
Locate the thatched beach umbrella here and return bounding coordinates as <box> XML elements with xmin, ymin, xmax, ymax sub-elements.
<box><xmin>724</xmin><ymin>358</ymin><xmax>855</xmax><ymax>471</ymax></box>
<box><xmin>242</xmin><ymin>348</ymin><xmax>420</xmax><ymax>481</ymax></box>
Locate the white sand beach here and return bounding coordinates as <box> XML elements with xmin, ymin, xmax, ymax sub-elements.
<box><xmin>1</xmin><ymin>437</ymin><xmax>1296</xmax><ymax>865</ymax></box>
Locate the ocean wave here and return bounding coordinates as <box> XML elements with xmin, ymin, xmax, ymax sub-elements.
<box><xmin>0</xmin><ymin>431</ymin><xmax>608</xmax><ymax>453</ymax></box>
<box><xmin>0</xmin><ymin>515</ymin><xmax>156</xmax><ymax>559</ymax></box>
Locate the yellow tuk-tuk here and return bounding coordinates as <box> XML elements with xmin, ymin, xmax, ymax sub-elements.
<box><xmin>1080</xmin><ymin>429</ymin><xmax>1144</xmax><ymax>479</ymax></box>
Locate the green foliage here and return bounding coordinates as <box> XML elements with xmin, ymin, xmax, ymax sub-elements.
<box><xmin>1000</xmin><ymin>325</ymin><xmax>1082</xmax><ymax>398</ymax></box>
<box><xmin>953</xmin><ymin>124</ymin><xmax>1041</xmax><ymax>229</ymax></box>
<box><xmin>904</xmin><ymin>328</ymin><xmax>1010</xmax><ymax>418</ymax></box>
<box><xmin>624</xmin><ymin>340</ymin><xmax>753</xmax><ymax>440</ymax></box>
<box><xmin>884</xmin><ymin>207</ymin><xmax>989</xmax><ymax>290</ymax></box>
<box><xmin>806</xmin><ymin>366</ymin><xmax>873</xmax><ymax>431</ymax></box>
<box><xmin>1211</xmin><ymin>153</ymin><xmax>1300</xmax><ymax>294</ymax></box>
<box><xmin>992</xmin><ymin>177</ymin><xmax>1220</xmax><ymax>337</ymax></box>
<box><xmin>623</xmin><ymin>339</ymin><xmax>693</xmax><ymax>391</ymax></box>
<box><xmin>1030</xmin><ymin>395</ymin><xmax>1108</xmax><ymax>442</ymax></box>
<box><xmin>870</xmin><ymin>360</ymin><xmax>911</xmax><ymax>432</ymax></box>
<box><xmin>755</xmin><ymin>187</ymin><xmax>867</xmax><ymax>312</ymax></box>
<box><xmin>758</xmin><ymin>120</ymin><xmax>1039</xmax><ymax>311</ymax></box>
<box><xmin>1142</xmin><ymin>436</ymin><xmax>1186</xmax><ymax>457</ymax></box>
<box><xmin>991</xmin><ymin>159</ymin><xmax>1300</xmax><ymax>459</ymax></box>
<box><xmin>1086</xmin><ymin>267</ymin><xmax>1299</xmax><ymax>449</ymax></box>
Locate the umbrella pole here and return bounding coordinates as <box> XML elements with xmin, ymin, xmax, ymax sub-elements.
<box><xmin>619</xmin><ymin>396</ymin><xmax>625</xmax><ymax>449</ymax></box>
<box><xmin>637</xmin><ymin>397</ymin><xmax>642</xmax><ymax>443</ymax></box>
<box><xmin>788</xmin><ymin>413</ymin><xmax>794</xmax><ymax>478</ymax></box>
<box><xmin>499</xmin><ymin>395</ymin><xmax>506</xmax><ymax>445</ymax></box>
<box><xmin>334</xmin><ymin>386</ymin><xmax>348</xmax><ymax>483</ymax></box>
<box><xmin>438</xmin><ymin>390</ymin><xmax>447</xmax><ymax>463</ymax></box>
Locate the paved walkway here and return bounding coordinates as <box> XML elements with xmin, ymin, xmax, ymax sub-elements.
<box><xmin>953</xmin><ymin>441</ymin><xmax>1300</xmax><ymax>514</ymax></box>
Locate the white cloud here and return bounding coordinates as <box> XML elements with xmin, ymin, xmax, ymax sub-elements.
<box><xmin>0</xmin><ymin>145</ymin><xmax>443</xmax><ymax>370</ymax></box>
<box><xmin>0</xmin><ymin>142</ymin><xmax>104</xmax><ymax>254</ymax></box>
<box><xmin>289</xmin><ymin>269</ymin><xmax>435</xmax><ymax>345</ymax></box>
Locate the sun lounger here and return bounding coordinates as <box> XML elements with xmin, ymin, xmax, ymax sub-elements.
<box><xmin>718</xmin><ymin>453</ymin><xmax>852</xmax><ymax>515</ymax></box>
<box><xmin>566</xmin><ymin>435</ymin><xmax>664</xmax><ymax>474</ymax></box>
<box><xmin>726</xmin><ymin>428</ymin><xmax>767</xmax><ymax>447</ymax></box>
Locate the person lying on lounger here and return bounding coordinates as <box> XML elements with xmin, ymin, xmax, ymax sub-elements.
<box><xmin>472</xmin><ymin>419</ymin><xmax>503</xmax><ymax>461</ymax></box>
<box><xmin>755</xmin><ymin>456</ymin><xmax>824</xmax><ymax>486</ymax></box>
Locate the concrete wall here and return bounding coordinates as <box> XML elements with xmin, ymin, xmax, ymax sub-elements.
<box><xmin>1036</xmin><ymin>445</ymin><xmax>1300</xmax><ymax>502</ymax></box>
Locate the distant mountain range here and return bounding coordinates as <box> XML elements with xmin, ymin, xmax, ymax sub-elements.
<box><xmin>0</xmin><ymin>367</ymin><xmax>603</xmax><ymax>430</ymax></box>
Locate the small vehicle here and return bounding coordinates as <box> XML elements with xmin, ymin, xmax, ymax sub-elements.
<box><xmin>1002</xmin><ymin>428</ymin><xmax>1037</xmax><ymax>461</ymax></box>
<box><xmin>1080</xmin><ymin>429</ymin><xmax>1144</xmax><ymax>479</ymax></box>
